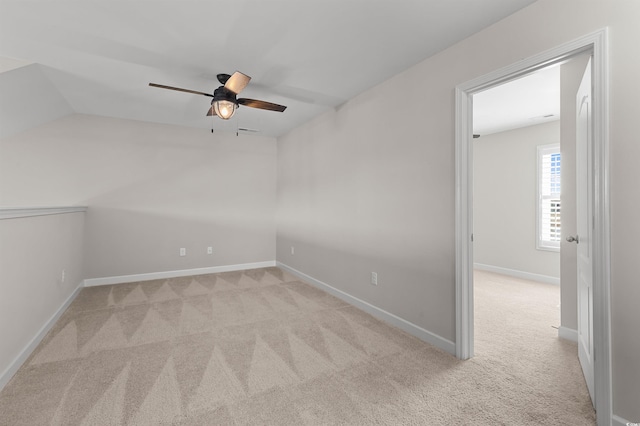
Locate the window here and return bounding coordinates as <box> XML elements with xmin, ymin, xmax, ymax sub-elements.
<box><xmin>537</xmin><ymin>144</ymin><xmax>561</xmax><ymax>251</ymax></box>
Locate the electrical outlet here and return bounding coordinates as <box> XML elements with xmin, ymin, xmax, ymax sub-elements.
<box><xmin>291</xmin><ymin>246</ymin><xmax>295</xmax><ymax>255</ymax></box>
<box><xmin>180</xmin><ymin>248</ymin><xmax>186</xmax><ymax>256</ymax></box>
<box><xmin>207</xmin><ymin>247</ymin><xmax>213</xmax><ymax>255</ymax></box>
<box><xmin>371</xmin><ymin>272</ymin><xmax>378</xmax><ymax>285</ymax></box>
<box><xmin>61</xmin><ymin>269</ymin><xmax>66</xmax><ymax>283</ymax></box>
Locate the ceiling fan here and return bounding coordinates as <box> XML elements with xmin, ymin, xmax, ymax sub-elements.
<box><xmin>149</xmin><ymin>71</ymin><xmax>287</xmax><ymax>120</ymax></box>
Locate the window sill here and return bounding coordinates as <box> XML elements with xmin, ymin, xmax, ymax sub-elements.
<box><xmin>536</xmin><ymin>244</ymin><xmax>560</xmax><ymax>253</ymax></box>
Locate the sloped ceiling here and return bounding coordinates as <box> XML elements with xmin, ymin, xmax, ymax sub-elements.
<box><xmin>0</xmin><ymin>56</ymin><xmax>31</xmax><ymax>74</ymax></box>
<box><xmin>0</xmin><ymin>63</ymin><xmax>73</xmax><ymax>139</ymax></box>
<box><xmin>0</xmin><ymin>0</ymin><xmax>537</xmax><ymax>137</ymax></box>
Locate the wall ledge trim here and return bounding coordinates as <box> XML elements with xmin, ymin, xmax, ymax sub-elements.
<box><xmin>0</xmin><ymin>206</ymin><xmax>88</xmax><ymax>220</ymax></box>
<box><xmin>0</xmin><ymin>281</ymin><xmax>83</xmax><ymax>391</ymax></box>
<box><xmin>83</xmin><ymin>261</ymin><xmax>277</xmax><ymax>287</ymax></box>
<box><xmin>474</xmin><ymin>263</ymin><xmax>560</xmax><ymax>285</ymax></box>
<box><xmin>277</xmin><ymin>262</ymin><xmax>456</xmax><ymax>355</ymax></box>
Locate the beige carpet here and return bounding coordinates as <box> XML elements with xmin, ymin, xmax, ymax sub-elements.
<box><xmin>0</xmin><ymin>267</ymin><xmax>595</xmax><ymax>425</ymax></box>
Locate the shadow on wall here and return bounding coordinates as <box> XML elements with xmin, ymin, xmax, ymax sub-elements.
<box><xmin>276</xmin><ymin>233</ymin><xmax>455</xmax><ymax>342</ymax></box>
<box><xmin>83</xmin><ymin>206</ymin><xmax>275</xmax><ymax>280</ymax></box>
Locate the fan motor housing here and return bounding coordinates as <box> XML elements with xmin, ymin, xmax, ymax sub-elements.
<box><xmin>216</xmin><ymin>73</ymin><xmax>231</xmax><ymax>85</ymax></box>
<box><xmin>212</xmin><ymin>86</ymin><xmax>236</xmax><ymax>105</ymax></box>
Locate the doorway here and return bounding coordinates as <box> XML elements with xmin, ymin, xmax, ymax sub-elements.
<box><xmin>454</xmin><ymin>29</ymin><xmax>611</xmax><ymax>425</ymax></box>
<box><xmin>471</xmin><ymin>64</ymin><xmax>562</xmax><ymax>363</ymax></box>
<box><xmin>472</xmin><ymin>64</ymin><xmax>561</xmax><ymax>287</ymax></box>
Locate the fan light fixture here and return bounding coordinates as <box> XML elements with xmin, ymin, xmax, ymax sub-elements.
<box><xmin>213</xmin><ymin>99</ymin><xmax>237</xmax><ymax>120</ymax></box>
<box><xmin>149</xmin><ymin>71</ymin><xmax>287</xmax><ymax>122</ymax></box>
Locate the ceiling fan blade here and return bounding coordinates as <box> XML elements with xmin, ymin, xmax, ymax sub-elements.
<box><xmin>237</xmin><ymin>98</ymin><xmax>287</xmax><ymax>112</ymax></box>
<box><xmin>224</xmin><ymin>71</ymin><xmax>251</xmax><ymax>95</ymax></box>
<box><xmin>149</xmin><ymin>83</ymin><xmax>213</xmax><ymax>97</ymax></box>
<box><xmin>206</xmin><ymin>106</ymin><xmax>216</xmax><ymax>117</ymax></box>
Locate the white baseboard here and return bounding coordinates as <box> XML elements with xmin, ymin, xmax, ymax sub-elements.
<box><xmin>83</xmin><ymin>261</ymin><xmax>277</xmax><ymax>287</ymax></box>
<box><xmin>0</xmin><ymin>281</ymin><xmax>83</xmax><ymax>391</ymax></box>
<box><xmin>613</xmin><ymin>414</ymin><xmax>635</xmax><ymax>426</ymax></box>
<box><xmin>474</xmin><ymin>263</ymin><xmax>560</xmax><ymax>285</ymax></box>
<box><xmin>277</xmin><ymin>262</ymin><xmax>456</xmax><ymax>355</ymax></box>
<box><xmin>558</xmin><ymin>326</ymin><xmax>578</xmax><ymax>343</ymax></box>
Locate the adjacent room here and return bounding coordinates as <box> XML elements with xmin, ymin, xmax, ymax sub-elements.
<box><xmin>471</xmin><ymin>65</ymin><xmax>571</xmax><ymax>415</ymax></box>
<box><xmin>1</xmin><ymin>1</ymin><xmax>638</xmax><ymax>425</ymax></box>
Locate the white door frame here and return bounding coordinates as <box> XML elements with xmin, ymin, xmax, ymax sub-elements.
<box><xmin>455</xmin><ymin>29</ymin><xmax>611</xmax><ymax>424</ymax></box>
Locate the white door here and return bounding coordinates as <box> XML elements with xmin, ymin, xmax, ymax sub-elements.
<box><xmin>575</xmin><ymin>57</ymin><xmax>594</xmax><ymax>405</ymax></box>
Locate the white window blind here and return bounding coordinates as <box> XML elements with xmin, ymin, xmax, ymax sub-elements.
<box><xmin>538</xmin><ymin>144</ymin><xmax>561</xmax><ymax>251</ymax></box>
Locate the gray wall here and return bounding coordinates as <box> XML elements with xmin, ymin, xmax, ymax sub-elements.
<box><xmin>0</xmin><ymin>212</ymin><xmax>85</xmax><ymax>386</ymax></box>
<box><xmin>276</xmin><ymin>1</ymin><xmax>640</xmax><ymax>420</ymax></box>
<box><xmin>473</xmin><ymin>121</ymin><xmax>560</xmax><ymax>280</ymax></box>
<box><xmin>277</xmin><ymin>92</ymin><xmax>457</xmax><ymax>342</ymax></box>
<box><xmin>0</xmin><ymin>114</ymin><xmax>277</xmax><ymax>279</ymax></box>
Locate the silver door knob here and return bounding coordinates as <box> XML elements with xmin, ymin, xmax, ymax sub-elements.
<box><xmin>566</xmin><ymin>235</ymin><xmax>579</xmax><ymax>243</ymax></box>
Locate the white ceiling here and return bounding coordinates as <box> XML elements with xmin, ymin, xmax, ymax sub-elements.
<box><xmin>0</xmin><ymin>0</ymin><xmax>537</xmax><ymax>138</ymax></box>
<box><xmin>473</xmin><ymin>64</ymin><xmax>560</xmax><ymax>136</ymax></box>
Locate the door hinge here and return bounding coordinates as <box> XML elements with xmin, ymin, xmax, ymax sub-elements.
<box><xmin>471</xmin><ymin>234</ymin><xmax>474</xmax><ymax>242</ymax></box>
